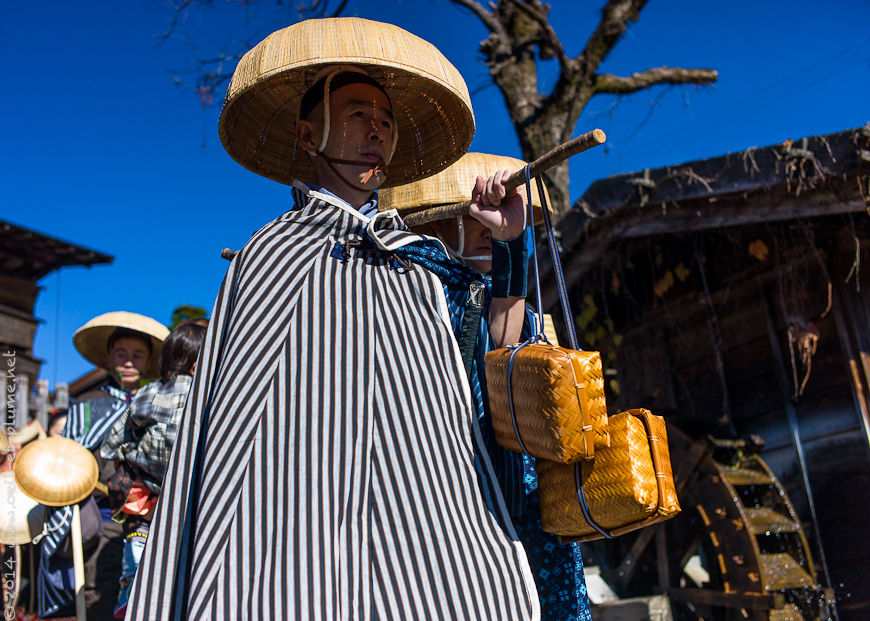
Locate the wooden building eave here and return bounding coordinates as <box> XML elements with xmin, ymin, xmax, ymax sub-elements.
<box><xmin>0</xmin><ymin>220</ymin><xmax>113</xmax><ymax>282</ymax></box>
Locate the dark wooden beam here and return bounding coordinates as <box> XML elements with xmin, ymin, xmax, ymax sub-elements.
<box><xmin>668</xmin><ymin>587</ymin><xmax>785</xmax><ymax>611</ymax></box>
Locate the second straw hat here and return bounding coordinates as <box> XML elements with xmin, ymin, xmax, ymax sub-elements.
<box><xmin>218</xmin><ymin>17</ymin><xmax>475</xmax><ymax>188</ymax></box>
<box><xmin>379</xmin><ymin>152</ymin><xmax>552</xmax><ymax>224</ymax></box>
<box><xmin>73</xmin><ymin>311</ymin><xmax>169</xmax><ymax>380</ymax></box>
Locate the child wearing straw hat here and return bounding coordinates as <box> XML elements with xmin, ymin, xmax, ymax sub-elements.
<box><xmin>36</xmin><ymin>311</ymin><xmax>168</xmax><ymax>620</ymax></box>
<box><xmin>381</xmin><ymin>153</ymin><xmax>593</xmax><ymax>621</ymax></box>
<box><xmin>129</xmin><ymin>17</ymin><xmax>542</xmax><ymax>621</ymax></box>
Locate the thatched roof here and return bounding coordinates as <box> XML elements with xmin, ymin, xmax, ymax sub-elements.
<box><xmin>543</xmin><ymin>125</ymin><xmax>870</xmax><ymax>308</ymax></box>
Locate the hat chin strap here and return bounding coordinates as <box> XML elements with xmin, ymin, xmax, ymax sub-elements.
<box><xmin>442</xmin><ymin>217</ymin><xmax>491</xmax><ymax>263</ymax></box>
<box><xmin>314</xmin><ymin>151</ymin><xmax>388</xmax><ymax>192</ymax></box>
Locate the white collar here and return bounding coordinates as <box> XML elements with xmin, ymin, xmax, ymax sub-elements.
<box><xmin>292</xmin><ymin>180</ymin><xmax>372</xmax><ymax>223</ymax></box>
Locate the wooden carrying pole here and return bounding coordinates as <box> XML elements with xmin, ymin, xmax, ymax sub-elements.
<box><xmin>403</xmin><ymin>129</ymin><xmax>606</xmax><ymax>227</ymax></box>
<box><xmin>71</xmin><ymin>503</ymin><xmax>87</xmax><ymax>621</ymax></box>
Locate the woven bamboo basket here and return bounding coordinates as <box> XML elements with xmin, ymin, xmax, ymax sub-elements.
<box><xmin>485</xmin><ymin>344</ymin><xmax>609</xmax><ymax>463</ymax></box>
<box><xmin>537</xmin><ymin>408</ymin><xmax>680</xmax><ymax>541</ymax></box>
<box><xmin>379</xmin><ymin>152</ymin><xmax>552</xmax><ymax>223</ymax></box>
<box><xmin>541</xmin><ymin>314</ymin><xmax>559</xmax><ymax>346</ymax></box>
<box><xmin>219</xmin><ymin>17</ymin><xmax>474</xmax><ymax>188</ymax></box>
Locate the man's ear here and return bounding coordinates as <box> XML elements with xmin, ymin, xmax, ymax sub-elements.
<box><xmin>295</xmin><ymin>120</ymin><xmax>319</xmax><ymax>154</ymax></box>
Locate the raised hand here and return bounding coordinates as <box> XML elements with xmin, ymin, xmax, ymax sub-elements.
<box><xmin>468</xmin><ymin>169</ymin><xmax>527</xmax><ymax>242</ymax></box>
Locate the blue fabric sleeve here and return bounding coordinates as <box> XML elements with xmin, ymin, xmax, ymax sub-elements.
<box><xmin>490</xmin><ymin>226</ymin><xmax>531</xmax><ymax>298</ymax></box>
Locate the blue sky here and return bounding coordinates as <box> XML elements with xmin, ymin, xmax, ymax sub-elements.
<box><xmin>2</xmin><ymin>0</ymin><xmax>868</xmax><ymax>387</ymax></box>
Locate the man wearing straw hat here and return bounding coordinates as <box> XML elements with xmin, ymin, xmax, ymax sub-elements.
<box><xmin>381</xmin><ymin>154</ymin><xmax>592</xmax><ymax>621</ymax></box>
<box><xmin>128</xmin><ymin>17</ymin><xmax>541</xmax><ymax>621</ymax></box>
<box><xmin>37</xmin><ymin>311</ymin><xmax>168</xmax><ymax>619</ymax></box>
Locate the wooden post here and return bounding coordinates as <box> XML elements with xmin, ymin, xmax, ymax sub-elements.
<box><xmin>71</xmin><ymin>503</ymin><xmax>87</xmax><ymax>621</ymax></box>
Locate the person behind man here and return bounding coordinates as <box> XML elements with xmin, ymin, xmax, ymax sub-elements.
<box><xmin>102</xmin><ymin>318</ymin><xmax>208</xmax><ymax>618</ymax></box>
<box><xmin>128</xmin><ymin>17</ymin><xmax>542</xmax><ymax>620</ymax></box>
<box><xmin>37</xmin><ymin>312</ymin><xmax>168</xmax><ymax>619</ymax></box>
<box><xmin>380</xmin><ymin>153</ymin><xmax>592</xmax><ymax>621</ymax></box>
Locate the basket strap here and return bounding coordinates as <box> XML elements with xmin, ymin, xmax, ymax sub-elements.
<box><xmin>536</xmin><ymin>175</ymin><xmax>580</xmax><ymax>350</ymax></box>
<box><xmin>573</xmin><ymin>462</ymin><xmax>614</xmax><ymax>539</ymax></box>
<box><xmin>505</xmin><ymin>340</ymin><xmax>534</xmax><ymax>454</ymax></box>
<box><xmin>498</xmin><ymin>167</ymin><xmax>550</xmax><ymax>456</ymax></box>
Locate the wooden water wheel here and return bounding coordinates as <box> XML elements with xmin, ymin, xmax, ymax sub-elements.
<box><xmin>581</xmin><ymin>426</ymin><xmax>834</xmax><ymax>620</ymax></box>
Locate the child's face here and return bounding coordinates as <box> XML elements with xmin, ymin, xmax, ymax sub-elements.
<box><xmin>106</xmin><ymin>336</ymin><xmax>149</xmax><ymax>391</ymax></box>
<box><xmin>48</xmin><ymin>415</ymin><xmax>67</xmax><ymax>438</ymax></box>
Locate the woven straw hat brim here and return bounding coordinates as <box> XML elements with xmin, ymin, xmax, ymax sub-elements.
<box><xmin>379</xmin><ymin>152</ymin><xmax>553</xmax><ymax>223</ymax></box>
<box><xmin>13</xmin><ymin>437</ymin><xmax>98</xmax><ymax>507</ymax></box>
<box><xmin>73</xmin><ymin>311</ymin><xmax>169</xmax><ymax>380</ymax></box>
<box><xmin>218</xmin><ymin>17</ymin><xmax>475</xmax><ymax>188</ymax></box>
<box><xmin>0</xmin><ymin>471</ymin><xmax>47</xmax><ymax>544</ymax></box>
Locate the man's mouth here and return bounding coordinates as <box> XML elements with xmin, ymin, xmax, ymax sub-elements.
<box><xmin>359</xmin><ymin>152</ymin><xmax>384</xmax><ymax>163</ymax></box>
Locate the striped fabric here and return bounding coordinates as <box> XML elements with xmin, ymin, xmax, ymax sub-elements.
<box><xmin>127</xmin><ymin>186</ymin><xmax>540</xmax><ymax>620</ymax></box>
<box><xmin>38</xmin><ymin>385</ymin><xmax>131</xmax><ymax>617</ymax></box>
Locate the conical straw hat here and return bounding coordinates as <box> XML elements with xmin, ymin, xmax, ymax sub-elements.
<box><xmin>379</xmin><ymin>152</ymin><xmax>553</xmax><ymax>223</ymax></box>
<box><xmin>73</xmin><ymin>311</ymin><xmax>169</xmax><ymax>380</ymax></box>
<box><xmin>0</xmin><ymin>471</ymin><xmax>47</xmax><ymax>544</ymax></box>
<box><xmin>218</xmin><ymin>17</ymin><xmax>474</xmax><ymax>188</ymax></box>
<box><xmin>13</xmin><ymin>437</ymin><xmax>98</xmax><ymax>507</ymax></box>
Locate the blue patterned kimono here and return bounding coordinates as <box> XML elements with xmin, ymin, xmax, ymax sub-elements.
<box><xmin>402</xmin><ymin>233</ymin><xmax>592</xmax><ymax>621</ymax></box>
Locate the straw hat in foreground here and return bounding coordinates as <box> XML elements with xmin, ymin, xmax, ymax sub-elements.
<box><xmin>0</xmin><ymin>471</ymin><xmax>47</xmax><ymax>545</ymax></box>
<box><xmin>13</xmin><ymin>437</ymin><xmax>98</xmax><ymax>507</ymax></box>
<box><xmin>73</xmin><ymin>311</ymin><xmax>169</xmax><ymax>380</ymax></box>
<box><xmin>218</xmin><ymin>17</ymin><xmax>475</xmax><ymax>188</ymax></box>
<box><xmin>379</xmin><ymin>152</ymin><xmax>553</xmax><ymax>224</ymax></box>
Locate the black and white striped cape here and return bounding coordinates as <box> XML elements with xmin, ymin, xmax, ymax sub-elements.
<box><xmin>127</xmin><ymin>184</ymin><xmax>540</xmax><ymax>620</ymax></box>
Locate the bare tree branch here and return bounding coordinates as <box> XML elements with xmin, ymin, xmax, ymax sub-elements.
<box><xmin>298</xmin><ymin>0</ymin><xmax>350</xmax><ymax>17</ymax></box>
<box><xmin>577</xmin><ymin>0</ymin><xmax>647</xmax><ymax>76</ymax></box>
<box><xmin>446</xmin><ymin>0</ymin><xmax>508</xmax><ymax>40</ymax></box>
<box><xmin>157</xmin><ymin>0</ymin><xmax>197</xmax><ymax>43</ymax></box>
<box><xmin>594</xmin><ymin>66</ymin><xmax>719</xmax><ymax>95</ymax></box>
<box><xmin>329</xmin><ymin>0</ymin><xmax>350</xmax><ymax>17</ymax></box>
<box><xmin>504</xmin><ymin>0</ymin><xmax>570</xmax><ymax>73</ymax></box>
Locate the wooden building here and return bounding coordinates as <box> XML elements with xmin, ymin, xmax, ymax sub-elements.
<box><xmin>0</xmin><ymin>220</ymin><xmax>112</xmax><ymax>428</ymax></box>
<box><xmin>543</xmin><ymin>126</ymin><xmax>870</xmax><ymax>619</ymax></box>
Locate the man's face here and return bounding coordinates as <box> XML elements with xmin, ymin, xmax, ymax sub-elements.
<box><xmin>300</xmin><ymin>82</ymin><xmax>395</xmax><ymax>191</ymax></box>
<box><xmin>106</xmin><ymin>336</ymin><xmax>149</xmax><ymax>390</ymax></box>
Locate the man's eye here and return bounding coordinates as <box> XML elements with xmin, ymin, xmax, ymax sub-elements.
<box><xmin>382</xmin><ymin>120</ymin><xmax>392</xmax><ymax>130</ymax></box>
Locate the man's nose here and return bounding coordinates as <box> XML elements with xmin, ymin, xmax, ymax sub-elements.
<box><xmin>368</xmin><ymin>120</ymin><xmax>386</xmax><ymax>141</ymax></box>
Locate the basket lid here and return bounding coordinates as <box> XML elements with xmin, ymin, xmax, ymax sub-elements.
<box><xmin>219</xmin><ymin>17</ymin><xmax>475</xmax><ymax>188</ymax></box>
<box><xmin>379</xmin><ymin>152</ymin><xmax>552</xmax><ymax>223</ymax></box>
<box><xmin>13</xmin><ymin>437</ymin><xmax>99</xmax><ymax>507</ymax></box>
